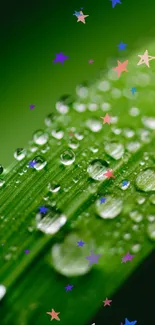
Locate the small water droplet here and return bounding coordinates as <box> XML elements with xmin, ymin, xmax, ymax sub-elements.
<box><xmin>149</xmin><ymin>194</ymin><xmax>155</xmax><ymax>204</ymax></box>
<box><xmin>104</xmin><ymin>142</ymin><xmax>124</xmax><ymax>160</ymax></box>
<box><xmin>89</xmin><ymin>146</ymin><xmax>98</xmax><ymax>153</ymax></box>
<box><xmin>95</xmin><ymin>195</ymin><xmax>123</xmax><ymax>219</ymax></box>
<box><xmin>0</xmin><ymin>285</ymin><xmax>6</xmax><ymax>300</ymax></box>
<box><xmin>147</xmin><ymin>215</ymin><xmax>155</xmax><ymax>223</ymax></box>
<box><xmin>147</xmin><ymin>222</ymin><xmax>155</xmax><ymax>241</ymax></box>
<box><xmin>86</xmin><ymin>118</ymin><xmax>102</xmax><ymax>132</ymax></box>
<box><xmin>138</xmin><ymin>129</ymin><xmax>151</xmax><ymax>143</ymax></box>
<box><xmin>88</xmin><ymin>103</ymin><xmax>98</xmax><ymax>111</ymax></box>
<box><xmin>136</xmin><ymin>168</ymin><xmax>155</xmax><ymax>192</ymax></box>
<box><xmin>123</xmin><ymin>128</ymin><xmax>135</xmax><ymax>138</ymax></box>
<box><xmin>36</xmin><ymin>206</ymin><xmax>67</xmax><ymax>235</ymax></box>
<box><xmin>129</xmin><ymin>210</ymin><xmax>143</xmax><ymax>223</ymax></box>
<box><xmin>0</xmin><ymin>165</ymin><xmax>3</xmax><ymax>175</ymax></box>
<box><xmin>14</xmin><ymin>148</ymin><xmax>27</xmax><ymax>161</ymax></box>
<box><xmin>48</xmin><ymin>182</ymin><xmax>61</xmax><ymax>193</ymax></box>
<box><xmin>126</xmin><ymin>141</ymin><xmax>141</xmax><ymax>153</ymax></box>
<box><xmin>60</xmin><ymin>149</ymin><xmax>75</xmax><ymax>165</ymax></box>
<box><xmin>0</xmin><ymin>179</ymin><xmax>5</xmax><ymax>188</ymax></box>
<box><xmin>129</xmin><ymin>107</ymin><xmax>140</xmax><ymax>116</ymax></box>
<box><xmin>131</xmin><ymin>243</ymin><xmax>141</xmax><ymax>253</ymax></box>
<box><xmin>97</xmin><ymin>80</ymin><xmax>111</xmax><ymax>92</ymax></box>
<box><xmin>111</xmin><ymin>127</ymin><xmax>122</xmax><ymax>135</ymax></box>
<box><xmin>101</xmin><ymin>102</ymin><xmax>111</xmax><ymax>112</ymax></box>
<box><xmin>87</xmin><ymin>159</ymin><xmax>109</xmax><ymax>181</ymax></box>
<box><xmin>33</xmin><ymin>130</ymin><xmax>49</xmax><ymax>145</ymax></box>
<box><xmin>136</xmin><ymin>196</ymin><xmax>145</xmax><ymax>205</ymax></box>
<box><xmin>44</xmin><ymin>113</ymin><xmax>55</xmax><ymax>127</ymax></box>
<box><xmin>73</xmin><ymin>102</ymin><xmax>86</xmax><ymax>112</ymax></box>
<box><xmin>68</xmin><ymin>138</ymin><xmax>79</xmax><ymax>149</ymax></box>
<box><xmin>123</xmin><ymin>233</ymin><xmax>131</xmax><ymax>240</ymax></box>
<box><xmin>76</xmin><ymin>84</ymin><xmax>89</xmax><ymax>98</ymax></box>
<box><xmin>111</xmin><ymin>88</ymin><xmax>122</xmax><ymax>99</ymax></box>
<box><xmin>33</xmin><ymin>156</ymin><xmax>47</xmax><ymax>170</ymax></box>
<box><xmin>52</xmin><ymin>128</ymin><xmax>64</xmax><ymax>139</ymax></box>
<box><xmin>142</xmin><ymin>116</ymin><xmax>155</xmax><ymax>130</ymax></box>
<box><xmin>56</xmin><ymin>95</ymin><xmax>71</xmax><ymax>114</ymax></box>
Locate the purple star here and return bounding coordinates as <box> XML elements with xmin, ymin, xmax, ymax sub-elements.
<box><xmin>39</xmin><ymin>206</ymin><xmax>48</xmax><ymax>214</ymax></box>
<box><xmin>110</xmin><ymin>0</ymin><xmax>122</xmax><ymax>8</ymax></box>
<box><xmin>122</xmin><ymin>252</ymin><xmax>134</xmax><ymax>263</ymax></box>
<box><xmin>28</xmin><ymin>160</ymin><xmax>36</xmax><ymax>168</ymax></box>
<box><xmin>86</xmin><ymin>251</ymin><xmax>102</xmax><ymax>265</ymax></box>
<box><xmin>29</xmin><ymin>104</ymin><xmax>35</xmax><ymax>110</ymax></box>
<box><xmin>53</xmin><ymin>52</ymin><xmax>69</xmax><ymax>65</ymax></box>
<box><xmin>77</xmin><ymin>240</ymin><xmax>85</xmax><ymax>247</ymax></box>
<box><xmin>25</xmin><ymin>250</ymin><xmax>29</xmax><ymax>254</ymax></box>
<box><xmin>100</xmin><ymin>197</ymin><xmax>106</xmax><ymax>204</ymax></box>
<box><xmin>65</xmin><ymin>284</ymin><xmax>73</xmax><ymax>292</ymax></box>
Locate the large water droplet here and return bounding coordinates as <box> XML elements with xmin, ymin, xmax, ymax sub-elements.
<box><xmin>33</xmin><ymin>156</ymin><xmax>47</xmax><ymax>170</ymax></box>
<box><xmin>51</xmin><ymin>233</ymin><xmax>92</xmax><ymax>276</ymax></box>
<box><xmin>0</xmin><ymin>285</ymin><xmax>6</xmax><ymax>300</ymax></box>
<box><xmin>86</xmin><ymin>118</ymin><xmax>102</xmax><ymax>132</ymax></box>
<box><xmin>147</xmin><ymin>222</ymin><xmax>155</xmax><ymax>241</ymax></box>
<box><xmin>129</xmin><ymin>210</ymin><xmax>143</xmax><ymax>223</ymax></box>
<box><xmin>142</xmin><ymin>116</ymin><xmax>155</xmax><ymax>130</ymax></box>
<box><xmin>14</xmin><ymin>148</ymin><xmax>27</xmax><ymax>161</ymax></box>
<box><xmin>60</xmin><ymin>149</ymin><xmax>75</xmax><ymax>165</ymax></box>
<box><xmin>87</xmin><ymin>159</ymin><xmax>109</xmax><ymax>181</ymax></box>
<box><xmin>33</xmin><ymin>130</ymin><xmax>49</xmax><ymax>145</ymax></box>
<box><xmin>104</xmin><ymin>142</ymin><xmax>124</xmax><ymax>160</ymax></box>
<box><xmin>95</xmin><ymin>196</ymin><xmax>123</xmax><ymax>219</ymax></box>
<box><xmin>136</xmin><ymin>169</ymin><xmax>155</xmax><ymax>192</ymax></box>
<box><xmin>36</xmin><ymin>206</ymin><xmax>67</xmax><ymax>235</ymax></box>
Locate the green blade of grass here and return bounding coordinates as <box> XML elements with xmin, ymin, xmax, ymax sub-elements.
<box><xmin>0</xmin><ymin>44</ymin><xmax>155</xmax><ymax>325</ymax></box>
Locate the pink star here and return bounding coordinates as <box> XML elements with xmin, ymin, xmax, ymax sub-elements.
<box><xmin>89</xmin><ymin>59</ymin><xmax>94</xmax><ymax>64</ymax></box>
<box><xmin>103</xmin><ymin>297</ymin><xmax>112</xmax><ymax>306</ymax></box>
<box><xmin>113</xmin><ymin>60</ymin><xmax>128</xmax><ymax>77</ymax></box>
<box><xmin>100</xmin><ymin>113</ymin><xmax>111</xmax><ymax>125</ymax></box>
<box><xmin>104</xmin><ymin>170</ymin><xmax>115</xmax><ymax>179</ymax></box>
<box><xmin>137</xmin><ymin>49</ymin><xmax>155</xmax><ymax>68</ymax></box>
<box><xmin>77</xmin><ymin>11</ymin><xmax>89</xmax><ymax>24</ymax></box>
<box><xmin>46</xmin><ymin>309</ymin><xmax>60</xmax><ymax>321</ymax></box>
<box><xmin>122</xmin><ymin>252</ymin><xmax>134</xmax><ymax>263</ymax></box>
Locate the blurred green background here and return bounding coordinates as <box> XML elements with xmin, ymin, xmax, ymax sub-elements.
<box><xmin>0</xmin><ymin>0</ymin><xmax>155</xmax><ymax>166</ymax></box>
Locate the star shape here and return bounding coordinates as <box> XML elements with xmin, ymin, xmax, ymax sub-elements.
<box><xmin>85</xmin><ymin>251</ymin><xmax>102</xmax><ymax>265</ymax></box>
<box><xmin>137</xmin><ymin>49</ymin><xmax>155</xmax><ymax>67</ymax></box>
<box><xmin>124</xmin><ymin>318</ymin><xmax>137</xmax><ymax>325</ymax></box>
<box><xmin>104</xmin><ymin>170</ymin><xmax>115</xmax><ymax>179</ymax></box>
<box><xmin>29</xmin><ymin>104</ymin><xmax>35</xmax><ymax>110</ymax></box>
<box><xmin>28</xmin><ymin>160</ymin><xmax>36</xmax><ymax>168</ymax></box>
<box><xmin>118</xmin><ymin>42</ymin><xmax>127</xmax><ymax>51</ymax></box>
<box><xmin>77</xmin><ymin>240</ymin><xmax>85</xmax><ymax>247</ymax></box>
<box><xmin>89</xmin><ymin>59</ymin><xmax>94</xmax><ymax>64</ymax></box>
<box><xmin>110</xmin><ymin>0</ymin><xmax>122</xmax><ymax>8</ymax></box>
<box><xmin>65</xmin><ymin>284</ymin><xmax>74</xmax><ymax>292</ymax></box>
<box><xmin>113</xmin><ymin>60</ymin><xmax>129</xmax><ymax>77</ymax></box>
<box><xmin>131</xmin><ymin>87</ymin><xmax>137</xmax><ymax>94</ymax></box>
<box><xmin>46</xmin><ymin>309</ymin><xmax>60</xmax><ymax>321</ymax></box>
<box><xmin>103</xmin><ymin>297</ymin><xmax>112</xmax><ymax>306</ymax></box>
<box><xmin>39</xmin><ymin>206</ymin><xmax>48</xmax><ymax>214</ymax></box>
<box><xmin>122</xmin><ymin>252</ymin><xmax>134</xmax><ymax>263</ymax></box>
<box><xmin>100</xmin><ymin>113</ymin><xmax>111</xmax><ymax>125</ymax></box>
<box><xmin>24</xmin><ymin>250</ymin><xmax>29</xmax><ymax>254</ymax></box>
<box><xmin>100</xmin><ymin>197</ymin><xmax>106</xmax><ymax>204</ymax></box>
<box><xmin>122</xmin><ymin>180</ymin><xmax>128</xmax><ymax>186</ymax></box>
<box><xmin>73</xmin><ymin>11</ymin><xmax>82</xmax><ymax>17</ymax></box>
<box><xmin>53</xmin><ymin>52</ymin><xmax>69</xmax><ymax>65</ymax></box>
<box><xmin>77</xmin><ymin>11</ymin><xmax>89</xmax><ymax>24</ymax></box>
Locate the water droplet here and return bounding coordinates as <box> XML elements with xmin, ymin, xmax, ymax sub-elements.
<box><xmin>75</xmin><ymin>132</ymin><xmax>84</xmax><ymax>140</ymax></box>
<box><xmin>51</xmin><ymin>128</ymin><xmax>64</xmax><ymax>139</ymax></box>
<box><xmin>87</xmin><ymin>159</ymin><xmax>109</xmax><ymax>181</ymax></box>
<box><xmin>123</xmin><ymin>128</ymin><xmax>135</xmax><ymax>138</ymax></box>
<box><xmin>104</xmin><ymin>142</ymin><xmax>124</xmax><ymax>160</ymax></box>
<box><xmin>0</xmin><ymin>285</ymin><xmax>6</xmax><ymax>300</ymax></box>
<box><xmin>149</xmin><ymin>194</ymin><xmax>155</xmax><ymax>204</ymax></box>
<box><xmin>142</xmin><ymin>116</ymin><xmax>155</xmax><ymax>130</ymax></box>
<box><xmin>136</xmin><ymin>196</ymin><xmax>145</xmax><ymax>205</ymax></box>
<box><xmin>56</xmin><ymin>95</ymin><xmax>71</xmax><ymax>114</ymax></box>
<box><xmin>0</xmin><ymin>165</ymin><xmax>3</xmax><ymax>175</ymax></box>
<box><xmin>88</xmin><ymin>103</ymin><xmax>98</xmax><ymax>111</ymax></box>
<box><xmin>123</xmin><ymin>233</ymin><xmax>131</xmax><ymax>240</ymax></box>
<box><xmin>33</xmin><ymin>130</ymin><xmax>49</xmax><ymax>145</ymax></box>
<box><xmin>68</xmin><ymin>138</ymin><xmax>79</xmax><ymax>150</ymax></box>
<box><xmin>129</xmin><ymin>107</ymin><xmax>140</xmax><ymax>116</ymax></box>
<box><xmin>60</xmin><ymin>149</ymin><xmax>75</xmax><ymax>165</ymax></box>
<box><xmin>131</xmin><ymin>243</ymin><xmax>141</xmax><ymax>253</ymax></box>
<box><xmin>44</xmin><ymin>113</ymin><xmax>55</xmax><ymax>127</ymax></box>
<box><xmin>48</xmin><ymin>182</ymin><xmax>61</xmax><ymax>193</ymax></box>
<box><xmin>138</xmin><ymin>129</ymin><xmax>151</xmax><ymax>143</ymax></box>
<box><xmin>111</xmin><ymin>127</ymin><xmax>122</xmax><ymax>135</ymax></box>
<box><xmin>136</xmin><ymin>169</ymin><xmax>155</xmax><ymax>192</ymax></box>
<box><xmin>86</xmin><ymin>118</ymin><xmax>102</xmax><ymax>132</ymax></box>
<box><xmin>95</xmin><ymin>195</ymin><xmax>123</xmax><ymax>219</ymax></box>
<box><xmin>76</xmin><ymin>84</ymin><xmax>89</xmax><ymax>98</ymax></box>
<box><xmin>89</xmin><ymin>146</ymin><xmax>98</xmax><ymax>153</ymax></box>
<box><xmin>126</xmin><ymin>141</ymin><xmax>141</xmax><ymax>153</ymax></box>
<box><xmin>101</xmin><ymin>102</ymin><xmax>111</xmax><ymax>111</ymax></box>
<box><xmin>0</xmin><ymin>179</ymin><xmax>5</xmax><ymax>188</ymax></box>
<box><xmin>51</xmin><ymin>233</ymin><xmax>92</xmax><ymax>276</ymax></box>
<box><xmin>36</xmin><ymin>206</ymin><xmax>67</xmax><ymax>235</ymax></box>
<box><xmin>73</xmin><ymin>102</ymin><xmax>86</xmax><ymax>112</ymax></box>
<box><xmin>111</xmin><ymin>88</ymin><xmax>122</xmax><ymax>99</ymax></box>
<box><xmin>147</xmin><ymin>215</ymin><xmax>155</xmax><ymax>222</ymax></box>
<box><xmin>97</xmin><ymin>80</ymin><xmax>111</xmax><ymax>92</ymax></box>
<box><xmin>33</xmin><ymin>156</ymin><xmax>47</xmax><ymax>170</ymax></box>
<box><xmin>129</xmin><ymin>210</ymin><xmax>143</xmax><ymax>223</ymax></box>
<box><xmin>147</xmin><ymin>222</ymin><xmax>155</xmax><ymax>241</ymax></box>
<box><xmin>14</xmin><ymin>148</ymin><xmax>27</xmax><ymax>161</ymax></box>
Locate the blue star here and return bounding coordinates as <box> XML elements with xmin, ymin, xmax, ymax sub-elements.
<box><xmin>122</xmin><ymin>180</ymin><xmax>128</xmax><ymax>186</ymax></box>
<box><xmin>110</xmin><ymin>0</ymin><xmax>122</xmax><ymax>8</ymax></box>
<box><xmin>39</xmin><ymin>206</ymin><xmax>48</xmax><ymax>214</ymax></box>
<box><xmin>77</xmin><ymin>240</ymin><xmax>85</xmax><ymax>247</ymax></box>
<box><xmin>124</xmin><ymin>318</ymin><xmax>137</xmax><ymax>325</ymax></box>
<box><xmin>131</xmin><ymin>87</ymin><xmax>137</xmax><ymax>95</ymax></box>
<box><xmin>100</xmin><ymin>197</ymin><xmax>106</xmax><ymax>204</ymax></box>
<box><xmin>65</xmin><ymin>284</ymin><xmax>73</xmax><ymax>292</ymax></box>
<box><xmin>118</xmin><ymin>42</ymin><xmax>127</xmax><ymax>51</ymax></box>
<box><xmin>73</xmin><ymin>11</ymin><xmax>82</xmax><ymax>17</ymax></box>
<box><xmin>28</xmin><ymin>160</ymin><xmax>36</xmax><ymax>168</ymax></box>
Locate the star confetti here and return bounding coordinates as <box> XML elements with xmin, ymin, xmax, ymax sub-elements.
<box><xmin>100</xmin><ymin>113</ymin><xmax>111</xmax><ymax>125</ymax></box>
<box><xmin>100</xmin><ymin>197</ymin><xmax>106</xmax><ymax>204</ymax></box>
<box><xmin>39</xmin><ymin>206</ymin><xmax>48</xmax><ymax>214</ymax></box>
<box><xmin>89</xmin><ymin>59</ymin><xmax>94</xmax><ymax>64</ymax></box>
<box><xmin>122</xmin><ymin>180</ymin><xmax>128</xmax><ymax>186</ymax></box>
<box><xmin>124</xmin><ymin>318</ymin><xmax>137</xmax><ymax>325</ymax></box>
<box><xmin>76</xmin><ymin>11</ymin><xmax>89</xmax><ymax>24</ymax></box>
<box><xmin>77</xmin><ymin>240</ymin><xmax>85</xmax><ymax>247</ymax></box>
<box><xmin>113</xmin><ymin>60</ymin><xmax>129</xmax><ymax>77</ymax></box>
<box><xmin>24</xmin><ymin>250</ymin><xmax>29</xmax><ymax>254</ymax></box>
<box><xmin>122</xmin><ymin>252</ymin><xmax>134</xmax><ymax>263</ymax></box>
<box><xmin>103</xmin><ymin>297</ymin><xmax>112</xmax><ymax>306</ymax></box>
<box><xmin>137</xmin><ymin>49</ymin><xmax>155</xmax><ymax>67</ymax></box>
<box><xmin>29</xmin><ymin>104</ymin><xmax>35</xmax><ymax>110</ymax></box>
<box><xmin>73</xmin><ymin>11</ymin><xmax>82</xmax><ymax>17</ymax></box>
<box><xmin>53</xmin><ymin>52</ymin><xmax>69</xmax><ymax>65</ymax></box>
<box><xmin>118</xmin><ymin>42</ymin><xmax>127</xmax><ymax>51</ymax></box>
<box><xmin>46</xmin><ymin>309</ymin><xmax>60</xmax><ymax>321</ymax></box>
<box><xmin>85</xmin><ymin>251</ymin><xmax>102</xmax><ymax>265</ymax></box>
<box><xmin>110</xmin><ymin>0</ymin><xmax>122</xmax><ymax>8</ymax></box>
<box><xmin>131</xmin><ymin>87</ymin><xmax>137</xmax><ymax>95</ymax></box>
<box><xmin>65</xmin><ymin>284</ymin><xmax>74</xmax><ymax>292</ymax></box>
<box><xmin>28</xmin><ymin>160</ymin><xmax>36</xmax><ymax>168</ymax></box>
<box><xmin>104</xmin><ymin>170</ymin><xmax>115</xmax><ymax>179</ymax></box>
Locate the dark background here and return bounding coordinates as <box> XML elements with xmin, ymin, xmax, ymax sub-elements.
<box><xmin>0</xmin><ymin>0</ymin><xmax>155</xmax><ymax>324</ymax></box>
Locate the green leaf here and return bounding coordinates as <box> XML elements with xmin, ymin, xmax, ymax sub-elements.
<box><xmin>1</xmin><ymin>44</ymin><xmax>155</xmax><ymax>325</ymax></box>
